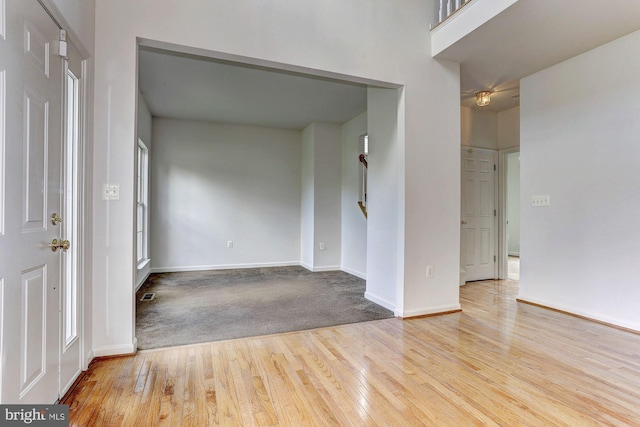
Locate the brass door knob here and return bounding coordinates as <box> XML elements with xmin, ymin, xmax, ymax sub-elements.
<box><xmin>49</xmin><ymin>238</ymin><xmax>71</xmax><ymax>252</ymax></box>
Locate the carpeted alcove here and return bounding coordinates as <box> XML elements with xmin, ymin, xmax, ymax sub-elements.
<box><xmin>135</xmin><ymin>266</ymin><xmax>393</xmax><ymax>349</ymax></box>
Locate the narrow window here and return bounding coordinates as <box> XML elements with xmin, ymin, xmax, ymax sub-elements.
<box><xmin>63</xmin><ymin>69</ymin><xmax>79</xmax><ymax>346</ymax></box>
<box><xmin>137</xmin><ymin>139</ymin><xmax>149</xmax><ymax>267</ymax></box>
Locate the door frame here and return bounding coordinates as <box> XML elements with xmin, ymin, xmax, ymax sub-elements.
<box><xmin>76</xmin><ymin>43</ymin><xmax>90</xmax><ymax>373</ymax></box>
<box><xmin>497</xmin><ymin>147</ymin><xmax>520</xmax><ymax>279</ymax></box>
<box><xmin>59</xmin><ymin>37</ymin><xmax>89</xmax><ymax>396</ymax></box>
<box><xmin>39</xmin><ymin>0</ymin><xmax>94</xmax><ymax>375</ymax></box>
<box><xmin>39</xmin><ymin>0</ymin><xmax>92</xmax><ymax>393</ymax></box>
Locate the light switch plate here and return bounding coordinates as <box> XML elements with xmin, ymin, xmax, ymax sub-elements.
<box><xmin>103</xmin><ymin>184</ymin><xmax>120</xmax><ymax>200</ymax></box>
<box><xmin>531</xmin><ymin>195</ymin><xmax>550</xmax><ymax>207</ymax></box>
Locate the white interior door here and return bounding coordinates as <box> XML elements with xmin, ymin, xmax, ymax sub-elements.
<box><xmin>461</xmin><ymin>148</ymin><xmax>497</xmax><ymax>282</ymax></box>
<box><xmin>0</xmin><ymin>0</ymin><xmax>64</xmax><ymax>403</ymax></box>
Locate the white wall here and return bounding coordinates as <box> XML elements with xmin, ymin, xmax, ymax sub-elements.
<box><xmin>461</xmin><ymin>106</ymin><xmax>498</xmax><ymax>149</ymax></box>
<box><xmin>460</xmin><ymin>105</ymin><xmax>519</xmax><ymax>151</ymax></box>
<box><xmin>150</xmin><ymin>119</ymin><xmax>301</xmax><ymax>271</ymax></box>
<box><xmin>46</xmin><ymin>0</ymin><xmax>95</xmax><ymax>54</ymax></box>
<box><xmin>92</xmin><ymin>0</ymin><xmax>460</xmax><ymax>354</ymax></box>
<box><xmin>498</xmin><ymin>106</ymin><xmax>520</xmax><ymax>149</ymax></box>
<box><xmin>312</xmin><ymin>123</ymin><xmax>342</xmax><ymax>270</ymax></box>
<box><xmin>340</xmin><ymin>112</ymin><xmax>368</xmax><ymax>278</ymax></box>
<box><xmin>519</xmin><ymin>30</ymin><xmax>640</xmax><ymax>331</ymax></box>
<box><xmin>366</xmin><ymin>88</ymin><xmax>401</xmax><ymax>312</ymax></box>
<box><xmin>506</xmin><ymin>152</ymin><xmax>520</xmax><ymax>256</ymax></box>
<box><xmin>300</xmin><ymin>125</ymin><xmax>315</xmax><ymax>269</ymax></box>
<box><xmin>300</xmin><ymin>123</ymin><xmax>342</xmax><ymax>271</ymax></box>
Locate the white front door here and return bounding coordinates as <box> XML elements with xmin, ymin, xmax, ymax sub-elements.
<box><xmin>461</xmin><ymin>148</ymin><xmax>497</xmax><ymax>282</ymax></box>
<box><xmin>0</xmin><ymin>0</ymin><xmax>65</xmax><ymax>403</ymax></box>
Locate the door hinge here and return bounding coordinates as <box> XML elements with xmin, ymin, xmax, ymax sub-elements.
<box><xmin>494</xmin><ymin>255</ymin><xmax>496</xmax><ymax>262</ymax></box>
<box><xmin>494</xmin><ymin>164</ymin><xmax>496</xmax><ymax>171</ymax></box>
<box><xmin>494</xmin><ymin>209</ymin><xmax>497</xmax><ymax>217</ymax></box>
<box><xmin>58</xmin><ymin>29</ymin><xmax>68</xmax><ymax>58</ymax></box>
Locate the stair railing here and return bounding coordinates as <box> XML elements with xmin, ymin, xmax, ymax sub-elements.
<box><xmin>358</xmin><ymin>154</ymin><xmax>368</xmax><ymax>218</ymax></box>
<box><xmin>437</xmin><ymin>0</ymin><xmax>473</xmax><ymax>25</ymax></box>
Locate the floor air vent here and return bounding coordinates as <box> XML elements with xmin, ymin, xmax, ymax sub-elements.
<box><xmin>140</xmin><ymin>293</ymin><xmax>156</xmax><ymax>301</ymax></box>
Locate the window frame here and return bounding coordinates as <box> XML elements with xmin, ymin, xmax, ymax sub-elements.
<box><xmin>136</xmin><ymin>138</ymin><xmax>150</xmax><ymax>269</ymax></box>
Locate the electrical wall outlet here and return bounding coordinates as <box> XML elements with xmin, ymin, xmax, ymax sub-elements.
<box><xmin>426</xmin><ymin>265</ymin><xmax>434</xmax><ymax>278</ymax></box>
<box><xmin>227</xmin><ymin>240</ymin><xmax>233</xmax><ymax>248</ymax></box>
<box><xmin>319</xmin><ymin>242</ymin><xmax>326</xmax><ymax>250</ymax></box>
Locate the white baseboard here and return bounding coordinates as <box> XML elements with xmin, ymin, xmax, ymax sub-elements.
<box><xmin>299</xmin><ymin>263</ymin><xmax>341</xmax><ymax>273</ymax></box>
<box><xmin>396</xmin><ymin>303</ymin><xmax>461</xmax><ymax>318</ymax></box>
<box><xmin>364</xmin><ymin>291</ymin><xmax>395</xmax><ymax>312</ymax></box>
<box><xmin>92</xmin><ymin>341</ymin><xmax>137</xmax><ymax>358</ymax></box>
<box><xmin>84</xmin><ymin>350</ymin><xmax>94</xmax><ymax>369</ymax></box>
<box><xmin>59</xmin><ymin>368</ymin><xmax>83</xmax><ymax>397</ymax></box>
<box><xmin>300</xmin><ymin>261</ymin><xmax>313</xmax><ymax>272</ymax></box>
<box><xmin>135</xmin><ymin>270</ymin><xmax>150</xmax><ymax>291</ymax></box>
<box><xmin>517</xmin><ymin>295</ymin><xmax>640</xmax><ymax>332</ymax></box>
<box><xmin>311</xmin><ymin>265</ymin><xmax>341</xmax><ymax>272</ymax></box>
<box><xmin>150</xmin><ymin>261</ymin><xmax>300</xmax><ymax>274</ymax></box>
<box><xmin>153</xmin><ymin>262</ymin><xmax>354</xmax><ymax>276</ymax></box>
<box><xmin>341</xmin><ymin>266</ymin><xmax>366</xmax><ymax>280</ymax></box>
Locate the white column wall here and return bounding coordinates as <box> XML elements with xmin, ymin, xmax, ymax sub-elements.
<box><xmin>93</xmin><ymin>0</ymin><xmax>460</xmax><ymax>354</ymax></box>
<box><xmin>300</xmin><ymin>124</ymin><xmax>315</xmax><ymax>270</ymax></box>
<box><xmin>300</xmin><ymin>123</ymin><xmax>342</xmax><ymax>271</ymax></box>
<box><xmin>498</xmin><ymin>106</ymin><xmax>520</xmax><ymax>150</ymax></box>
<box><xmin>313</xmin><ymin>123</ymin><xmax>342</xmax><ymax>270</ymax></box>
<box><xmin>519</xmin><ymin>30</ymin><xmax>640</xmax><ymax>330</ymax></box>
<box><xmin>402</xmin><ymin>62</ymin><xmax>461</xmax><ymax>317</ymax></box>
<box><xmin>366</xmin><ymin>88</ymin><xmax>400</xmax><ymax>310</ymax></box>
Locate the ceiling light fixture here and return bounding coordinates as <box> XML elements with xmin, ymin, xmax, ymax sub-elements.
<box><xmin>476</xmin><ymin>91</ymin><xmax>491</xmax><ymax>107</ymax></box>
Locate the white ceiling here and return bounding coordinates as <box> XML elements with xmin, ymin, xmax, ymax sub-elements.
<box><xmin>139</xmin><ymin>1</ymin><xmax>640</xmax><ymax>122</ymax></box>
<box><xmin>138</xmin><ymin>47</ymin><xmax>368</xmax><ymax>130</ymax></box>
<box><xmin>438</xmin><ymin>0</ymin><xmax>640</xmax><ymax>112</ymax></box>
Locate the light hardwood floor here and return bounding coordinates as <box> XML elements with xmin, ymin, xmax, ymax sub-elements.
<box><xmin>508</xmin><ymin>256</ymin><xmax>520</xmax><ymax>281</ymax></box>
<box><xmin>64</xmin><ymin>280</ymin><xmax>640</xmax><ymax>426</ymax></box>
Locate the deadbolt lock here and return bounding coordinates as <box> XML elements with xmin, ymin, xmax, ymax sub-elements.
<box><xmin>51</xmin><ymin>213</ymin><xmax>63</xmax><ymax>225</ymax></box>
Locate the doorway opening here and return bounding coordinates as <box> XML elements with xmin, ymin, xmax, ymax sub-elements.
<box><xmin>502</xmin><ymin>149</ymin><xmax>520</xmax><ymax>281</ymax></box>
<box><xmin>134</xmin><ymin>41</ymin><xmax>403</xmax><ymax>348</ymax></box>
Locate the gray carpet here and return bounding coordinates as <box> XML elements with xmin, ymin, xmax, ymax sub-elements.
<box><xmin>135</xmin><ymin>266</ymin><xmax>394</xmax><ymax>349</ymax></box>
